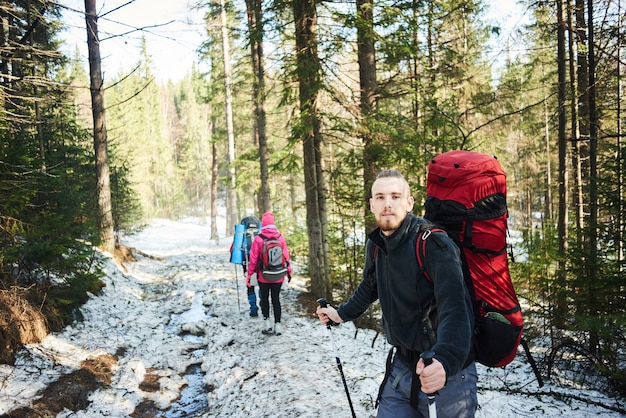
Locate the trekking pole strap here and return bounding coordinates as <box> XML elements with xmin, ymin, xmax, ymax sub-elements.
<box><xmin>376</xmin><ymin>347</ymin><xmax>396</xmax><ymax>408</ymax></box>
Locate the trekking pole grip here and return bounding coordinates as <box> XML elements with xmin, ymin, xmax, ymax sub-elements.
<box><xmin>421</xmin><ymin>351</ymin><xmax>435</xmax><ymax>367</ymax></box>
<box><xmin>420</xmin><ymin>351</ymin><xmax>438</xmax><ymax>398</ymax></box>
<box><xmin>316</xmin><ymin>298</ymin><xmax>336</xmax><ymax>327</ymax></box>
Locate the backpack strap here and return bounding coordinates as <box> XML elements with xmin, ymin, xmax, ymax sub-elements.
<box><xmin>364</xmin><ymin>239</ymin><xmax>379</xmax><ymax>278</ymax></box>
<box><xmin>416</xmin><ymin>223</ymin><xmax>479</xmax><ymax>301</ymax></box>
<box><xmin>415</xmin><ymin>222</ymin><xmax>445</xmax><ymax>284</ymax></box>
<box><xmin>375</xmin><ymin>346</ymin><xmax>396</xmax><ymax>408</ymax></box>
<box><xmin>258</xmin><ymin>233</ymin><xmax>271</xmax><ymax>269</ymax></box>
<box><xmin>258</xmin><ymin>232</ymin><xmax>282</xmax><ymax>240</ymax></box>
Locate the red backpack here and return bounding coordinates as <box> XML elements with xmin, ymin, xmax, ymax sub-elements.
<box><xmin>258</xmin><ymin>234</ymin><xmax>288</xmax><ymax>281</ymax></box>
<box><xmin>418</xmin><ymin>150</ymin><xmax>536</xmax><ymax>372</ymax></box>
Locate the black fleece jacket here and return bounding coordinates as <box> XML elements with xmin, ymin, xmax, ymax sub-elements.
<box><xmin>337</xmin><ymin>213</ymin><xmax>473</xmax><ymax>378</ymax></box>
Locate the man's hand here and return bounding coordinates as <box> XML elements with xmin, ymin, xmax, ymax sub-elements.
<box><xmin>315</xmin><ymin>305</ymin><xmax>343</xmax><ymax>326</ymax></box>
<box><xmin>415</xmin><ymin>357</ymin><xmax>446</xmax><ymax>394</ymax></box>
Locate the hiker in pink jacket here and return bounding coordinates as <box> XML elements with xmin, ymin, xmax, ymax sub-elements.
<box><xmin>246</xmin><ymin>211</ymin><xmax>292</xmax><ymax>335</ymax></box>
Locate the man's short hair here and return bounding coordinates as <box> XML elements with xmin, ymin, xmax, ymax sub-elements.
<box><xmin>376</xmin><ymin>170</ymin><xmax>406</xmax><ymax>181</ymax></box>
<box><xmin>372</xmin><ymin>170</ymin><xmax>411</xmax><ymax>197</ymax></box>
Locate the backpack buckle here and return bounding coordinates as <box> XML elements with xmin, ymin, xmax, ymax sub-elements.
<box><xmin>421</xmin><ymin>229</ymin><xmax>432</xmax><ymax>240</ymax></box>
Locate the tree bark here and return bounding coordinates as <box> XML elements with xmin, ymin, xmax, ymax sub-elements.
<box><xmin>292</xmin><ymin>0</ymin><xmax>331</xmax><ymax>299</ymax></box>
<box><xmin>357</xmin><ymin>0</ymin><xmax>378</xmax><ymax>234</ymax></box>
<box><xmin>84</xmin><ymin>0</ymin><xmax>115</xmax><ymax>253</ymax></box>
<box><xmin>574</xmin><ymin>0</ymin><xmax>589</xmax><ymax>247</ymax></box>
<box><xmin>220</xmin><ymin>0</ymin><xmax>239</xmax><ymax>230</ymax></box>
<box><xmin>566</xmin><ymin>0</ymin><xmax>580</xmax><ymax>241</ymax></box>
<box><xmin>210</xmin><ymin>116</ymin><xmax>220</xmax><ymax>243</ymax></box>
<box><xmin>245</xmin><ymin>0</ymin><xmax>271</xmax><ymax>214</ymax></box>
<box><xmin>586</xmin><ymin>0</ymin><xmax>599</xmax><ymax>354</ymax></box>
<box><xmin>555</xmin><ymin>0</ymin><xmax>569</xmax><ymax>328</ymax></box>
<box><xmin>618</xmin><ymin>0</ymin><xmax>624</xmax><ymax>265</ymax></box>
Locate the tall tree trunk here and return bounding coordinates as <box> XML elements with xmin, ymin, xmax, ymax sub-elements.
<box><xmin>618</xmin><ymin>0</ymin><xmax>624</xmax><ymax>265</ymax></box>
<box><xmin>26</xmin><ymin>1</ymin><xmax>45</xmax><ymax>171</ymax></box>
<box><xmin>245</xmin><ymin>0</ymin><xmax>271</xmax><ymax>214</ymax></box>
<box><xmin>357</xmin><ymin>0</ymin><xmax>378</xmax><ymax>233</ymax></box>
<box><xmin>220</xmin><ymin>0</ymin><xmax>239</xmax><ymax>230</ymax></box>
<box><xmin>84</xmin><ymin>0</ymin><xmax>114</xmax><ymax>253</ymax></box>
<box><xmin>292</xmin><ymin>0</ymin><xmax>331</xmax><ymax>300</ymax></box>
<box><xmin>555</xmin><ymin>0</ymin><xmax>569</xmax><ymax>328</ymax></box>
<box><xmin>426</xmin><ymin>1</ymin><xmax>439</xmax><ymax>144</ymax></box>
<box><xmin>210</xmin><ymin>116</ymin><xmax>219</xmax><ymax>243</ymax></box>
<box><xmin>586</xmin><ymin>0</ymin><xmax>599</xmax><ymax>354</ymax></box>
<box><xmin>574</xmin><ymin>0</ymin><xmax>589</xmax><ymax>253</ymax></box>
<box><xmin>543</xmin><ymin>88</ymin><xmax>553</xmax><ymax>221</ymax></box>
<box><xmin>567</xmin><ymin>0</ymin><xmax>584</xmax><ymax>273</ymax></box>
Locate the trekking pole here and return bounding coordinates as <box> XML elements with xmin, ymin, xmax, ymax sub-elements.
<box><xmin>520</xmin><ymin>338</ymin><xmax>544</xmax><ymax>387</ymax></box>
<box><xmin>317</xmin><ymin>298</ymin><xmax>357</xmax><ymax>418</ymax></box>
<box><xmin>234</xmin><ymin>265</ymin><xmax>241</xmax><ymax>313</ymax></box>
<box><xmin>236</xmin><ymin>239</ymin><xmax>250</xmax><ymax>315</ymax></box>
<box><xmin>232</xmin><ymin>224</ymin><xmax>244</xmax><ymax>314</ymax></box>
<box><xmin>420</xmin><ymin>351</ymin><xmax>437</xmax><ymax>418</ymax></box>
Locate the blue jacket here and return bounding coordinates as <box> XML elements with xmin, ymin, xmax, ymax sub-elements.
<box><xmin>337</xmin><ymin>213</ymin><xmax>473</xmax><ymax>377</ymax></box>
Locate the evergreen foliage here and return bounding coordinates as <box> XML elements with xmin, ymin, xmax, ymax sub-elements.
<box><xmin>0</xmin><ymin>1</ymin><xmax>136</xmax><ymax>344</ymax></box>
<box><xmin>1</xmin><ymin>0</ymin><xmax>625</xmax><ymax>395</ymax></box>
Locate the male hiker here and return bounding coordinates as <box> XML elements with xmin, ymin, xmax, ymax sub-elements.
<box><xmin>316</xmin><ymin>169</ymin><xmax>477</xmax><ymax>418</ymax></box>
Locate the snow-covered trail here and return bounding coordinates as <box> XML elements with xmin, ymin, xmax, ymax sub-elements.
<box><xmin>118</xmin><ymin>219</ymin><xmax>386</xmax><ymax>417</ymax></box>
<box><xmin>1</xmin><ymin>217</ymin><xmax>625</xmax><ymax>417</ymax></box>
<box><xmin>0</xmin><ymin>218</ymin><xmax>385</xmax><ymax>417</ymax></box>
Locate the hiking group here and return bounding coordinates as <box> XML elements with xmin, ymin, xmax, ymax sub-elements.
<box><xmin>230</xmin><ymin>211</ymin><xmax>292</xmax><ymax>336</ymax></box>
<box><xmin>231</xmin><ymin>151</ymin><xmax>531</xmax><ymax>418</ymax></box>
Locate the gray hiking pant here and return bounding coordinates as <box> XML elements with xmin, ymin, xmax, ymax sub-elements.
<box><xmin>377</xmin><ymin>355</ymin><xmax>477</xmax><ymax>418</ymax></box>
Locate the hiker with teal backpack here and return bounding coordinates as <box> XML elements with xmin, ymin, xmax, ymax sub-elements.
<box><xmin>246</xmin><ymin>212</ymin><xmax>292</xmax><ymax>336</ymax></box>
<box><xmin>316</xmin><ymin>170</ymin><xmax>477</xmax><ymax>418</ymax></box>
<box><xmin>241</xmin><ymin>216</ymin><xmax>262</xmax><ymax>317</ymax></box>
<box><xmin>230</xmin><ymin>216</ymin><xmax>262</xmax><ymax>317</ymax></box>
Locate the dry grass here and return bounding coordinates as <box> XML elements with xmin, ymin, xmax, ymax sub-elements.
<box><xmin>0</xmin><ymin>290</ymin><xmax>48</xmax><ymax>364</ymax></box>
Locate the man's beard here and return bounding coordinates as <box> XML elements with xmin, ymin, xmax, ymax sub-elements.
<box><xmin>378</xmin><ymin>217</ymin><xmax>401</xmax><ymax>232</ymax></box>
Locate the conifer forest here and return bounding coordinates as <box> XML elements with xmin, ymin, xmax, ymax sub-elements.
<box><xmin>1</xmin><ymin>0</ymin><xmax>626</xmax><ymax>403</ymax></box>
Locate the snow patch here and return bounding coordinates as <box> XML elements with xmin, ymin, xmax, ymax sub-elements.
<box><xmin>0</xmin><ymin>217</ymin><xmax>624</xmax><ymax>417</ymax></box>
